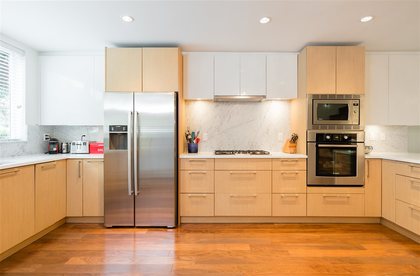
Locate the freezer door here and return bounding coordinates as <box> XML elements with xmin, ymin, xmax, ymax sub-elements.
<box><xmin>104</xmin><ymin>92</ymin><xmax>135</xmax><ymax>227</ymax></box>
<box><xmin>134</xmin><ymin>93</ymin><xmax>177</xmax><ymax>227</ymax></box>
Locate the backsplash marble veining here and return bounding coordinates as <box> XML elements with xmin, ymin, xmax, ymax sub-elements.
<box><xmin>365</xmin><ymin>125</ymin><xmax>408</xmax><ymax>152</ymax></box>
<box><xmin>50</xmin><ymin>126</ymin><xmax>104</xmax><ymax>143</ymax></box>
<box><xmin>185</xmin><ymin>101</ymin><xmax>291</xmax><ymax>152</ymax></box>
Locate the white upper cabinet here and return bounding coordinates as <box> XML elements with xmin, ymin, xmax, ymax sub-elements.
<box><xmin>183</xmin><ymin>53</ymin><xmax>214</xmax><ymax>100</ymax></box>
<box><xmin>388</xmin><ymin>54</ymin><xmax>420</xmax><ymax>126</ymax></box>
<box><xmin>365</xmin><ymin>54</ymin><xmax>389</xmax><ymax>125</ymax></box>
<box><xmin>214</xmin><ymin>54</ymin><xmax>241</xmax><ymax>96</ymax></box>
<box><xmin>240</xmin><ymin>54</ymin><xmax>266</xmax><ymax>96</ymax></box>
<box><xmin>266</xmin><ymin>54</ymin><xmax>297</xmax><ymax>99</ymax></box>
<box><xmin>40</xmin><ymin>54</ymin><xmax>104</xmax><ymax>125</ymax></box>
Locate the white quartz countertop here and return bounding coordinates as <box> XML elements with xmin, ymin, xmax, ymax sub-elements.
<box><xmin>179</xmin><ymin>152</ymin><xmax>307</xmax><ymax>159</ymax></box>
<box><xmin>365</xmin><ymin>152</ymin><xmax>420</xmax><ymax>165</ymax></box>
<box><xmin>0</xmin><ymin>154</ymin><xmax>103</xmax><ymax>170</ymax></box>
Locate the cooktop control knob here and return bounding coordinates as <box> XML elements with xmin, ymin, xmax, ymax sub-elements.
<box><xmin>343</xmin><ymin>135</ymin><xmax>349</xmax><ymax>140</ymax></box>
<box><xmin>325</xmin><ymin>135</ymin><xmax>331</xmax><ymax>141</ymax></box>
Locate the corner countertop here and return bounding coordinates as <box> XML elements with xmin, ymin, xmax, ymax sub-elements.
<box><xmin>0</xmin><ymin>154</ymin><xmax>104</xmax><ymax>170</ymax></box>
<box><xmin>179</xmin><ymin>152</ymin><xmax>307</xmax><ymax>159</ymax></box>
<box><xmin>365</xmin><ymin>152</ymin><xmax>420</xmax><ymax>165</ymax></box>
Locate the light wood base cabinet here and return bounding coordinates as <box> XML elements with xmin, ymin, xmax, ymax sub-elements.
<box><xmin>180</xmin><ymin>194</ymin><xmax>214</xmax><ymax>217</ymax></box>
<box><xmin>272</xmin><ymin>194</ymin><xmax>306</xmax><ymax>216</ymax></box>
<box><xmin>307</xmin><ymin>193</ymin><xmax>365</xmax><ymax>217</ymax></box>
<box><xmin>0</xmin><ymin>166</ymin><xmax>35</xmax><ymax>254</ymax></box>
<box><xmin>215</xmin><ymin>194</ymin><xmax>271</xmax><ymax>216</ymax></box>
<box><xmin>396</xmin><ymin>200</ymin><xmax>420</xmax><ymax>235</ymax></box>
<box><xmin>365</xmin><ymin>159</ymin><xmax>382</xmax><ymax>217</ymax></box>
<box><xmin>67</xmin><ymin>159</ymin><xmax>104</xmax><ymax>217</ymax></box>
<box><xmin>35</xmin><ymin>161</ymin><xmax>66</xmax><ymax>232</ymax></box>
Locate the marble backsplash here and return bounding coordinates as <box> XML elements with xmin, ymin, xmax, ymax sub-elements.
<box><xmin>365</xmin><ymin>125</ymin><xmax>409</xmax><ymax>152</ymax></box>
<box><xmin>0</xmin><ymin>125</ymin><xmax>103</xmax><ymax>158</ymax></box>
<box><xmin>185</xmin><ymin>101</ymin><xmax>291</xmax><ymax>152</ymax></box>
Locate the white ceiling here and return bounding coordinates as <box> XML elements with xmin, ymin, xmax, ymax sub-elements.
<box><xmin>0</xmin><ymin>0</ymin><xmax>419</xmax><ymax>52</ymax></box>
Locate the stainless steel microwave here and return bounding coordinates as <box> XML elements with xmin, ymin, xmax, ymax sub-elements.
<box><xmin>310</xmin><ymin>97</ymin><xmax>360</xmax><ymax>128</ymax></box>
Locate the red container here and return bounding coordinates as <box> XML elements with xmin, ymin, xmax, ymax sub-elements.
<box><xmin>89</xmin><ymin>142</ymin><xmax>104</xmax><ymax>154</ymax></box>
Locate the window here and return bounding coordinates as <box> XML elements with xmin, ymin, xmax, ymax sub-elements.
<box><xmin>0</xmin><ymin>41</ymin><xmax>26</xmax><ymax>141</ymax></box>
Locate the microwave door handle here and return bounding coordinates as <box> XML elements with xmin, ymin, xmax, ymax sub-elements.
<box><xmin>317</xmin><ymin>144</ymin><xmax>358</xmax><ymax>148</ymax></box>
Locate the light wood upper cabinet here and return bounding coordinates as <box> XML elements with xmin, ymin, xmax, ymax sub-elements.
<box><xmin>143</xmin><ymin>48</ymin><xmax>181</xmax><ymax>92</ymax></box>
<box><xmin>35</xmin><ymin>161</ymin><xmax>66</xmax><ymax>232</ymax></box>
<box><xmin>305</xmin><ymin>46</ymin><xmax>336</xmax><ymax>94</ymax></box>
<box><xmin>365</xmin><ymin>159</ymin><xmax>382</xmax><ymax>217</ymax></box>
<box><xmin>105</xmin><ymin>48</ymin><xmax>143</xmax><ymax>92</ymax></box>
<box><xmin>300</xmin><ymin>46</ymin><xmax>365</xmax><ymax>95</ymax></box>
<box><xmin>82</xmin><ymin>160</ymin><xmax>104</xmax><ymax>216</ymax></box>
<box><xmin>0</xmin><ymin>166</ymin><xmax>35</xmax><ymax>254</ymax></box>
<box><xmin>183</xmin><ymin>52</ymin><xmax>214</xmax><ymax>100</ymax></box>
<box><xmin>336</xmin><ymin>46</ymin><xmax>365</xmax><ymax>94</ymax></box>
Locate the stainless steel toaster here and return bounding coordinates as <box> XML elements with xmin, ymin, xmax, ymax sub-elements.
<box><xmin>70</xmin><ymin>141</ymin><xmax>90</xmax><ymax>154</ymax></box>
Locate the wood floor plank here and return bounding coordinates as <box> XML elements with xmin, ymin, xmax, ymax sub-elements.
<box><xmin>0</xmin><ymin>223</ymin><xmax>419</xmax><ymax>275</ymax></box>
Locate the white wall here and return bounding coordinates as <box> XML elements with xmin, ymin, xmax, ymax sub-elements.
<box><xmin>185</xmin><ymin>101</ymin><xmax>291</xmax><ymax>152</ymax></box>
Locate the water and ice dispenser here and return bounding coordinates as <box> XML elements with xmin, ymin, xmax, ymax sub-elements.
<box><xmin>108</xmin><ymin>125</ymin><xmax>128</xmax><ymax>150</ymax></box>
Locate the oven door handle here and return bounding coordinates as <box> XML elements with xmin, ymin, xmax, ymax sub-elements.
<box><xmin>317</xmin><ymin>144</ymin><xmax>358</xmax><ymax>148</ymax></box>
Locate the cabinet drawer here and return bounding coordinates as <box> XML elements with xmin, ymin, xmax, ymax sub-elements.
<box><xmin>180</xmin><ymin>159</ymin><xmax>214</xmax><ymax>171</ymax></box>
<box><xmin>215</xmin><ymin>171</ymin><xmax>271</xmax><ymax>194</ymax></box>
<box><xmin>397</xmin><ymin>163</ymin><xmax>420</xmax><ymax>178</ymax></box>
<box><xmin>396</xmin><ymin>200</ymin><xmax>420</xmax><ymax>235</ymax></box>
<box><xmin>272</xmin><ymin>171</ymin><xmax>306</xmax><ymax>193</ymax></box>
<box><xmin>180</xmin><ymin>170</ymin><xmax>214</xmax><ymax>193</ymax></box>
<box><xmin>395</xmin><ymin>175</ymin><xmax>420</xmax><ymax>207</ymax></box>
<box><xmin>272</xmin><ymin>194</ymin><xmax>306</xmax><ymax>216</ymax></box>
<box><xmin>180</xmin><ymin>194</ymin><xmax>214</xmax><ymax>217</ymax></box>
<box><xmin>215</xmin><ymin>194</ymin><xmax>271</xmax><ymax>216</ymax></box>
<box><xmin>272</xmin><ymin>159</ymin><xmax>306</xmax><ymax>171</ymax></box>
<box><xmin>307</xmin><ymin>193</ymin><xmax>365</xmax><ymax>217</ymax></box>
<box><xmin>215</xmin><ymin>159</ymin><xmax>271</xmax><ymax>171</ymax></box>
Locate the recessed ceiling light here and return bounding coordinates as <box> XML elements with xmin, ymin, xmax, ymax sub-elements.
<box><xmin>360</xmin><ymin>16</ymin><xmax>374</xmax><ymax>23</ymax></box>
<box><xmin>121</xmin><ymin>15</ymin><xmax>134</xmax><ymax>23</ymax></box>
<box><xmin>259</xmin><ymin>17</ymin><xmax>271</xmax><ymax>24</ymax></box>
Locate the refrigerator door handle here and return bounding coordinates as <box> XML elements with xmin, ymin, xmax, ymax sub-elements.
<box><xmin>127</xmin><ymin>111</ymin><xmax>134</xmax><ymax>196</ymax></box>
<box><xmin>134</xmin><ymin>111</ymin><xmax>140</xmax><ymax>195</ymax></box>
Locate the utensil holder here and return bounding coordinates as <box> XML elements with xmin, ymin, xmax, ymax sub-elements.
<box><xmin>188</xmin><ymin>143</ymin><xmax>198</xmax><ymax>153</ymax></box>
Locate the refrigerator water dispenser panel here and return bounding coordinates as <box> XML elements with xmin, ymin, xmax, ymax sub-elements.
<box><xmin>109</xmin><ymin>125</ymin><xmax>128</xmax><ymax>150</ymax></box>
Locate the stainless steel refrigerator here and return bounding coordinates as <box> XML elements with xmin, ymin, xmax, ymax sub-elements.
<box><xmin>104</xmin><ymin>92</ymin><xmax>177</xmax><ymax>228</ymax></box>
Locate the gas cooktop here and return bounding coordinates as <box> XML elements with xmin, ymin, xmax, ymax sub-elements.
<box><xmin>214</xmin><ymin>150</ymin><xmax>270</xmax><ymax>155</ymax></box>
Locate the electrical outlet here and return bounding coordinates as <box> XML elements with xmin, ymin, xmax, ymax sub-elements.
<box><xmin>43</xmin><ymin>134</ymin><xmax>50</xmax><ymax>141</ymax></box>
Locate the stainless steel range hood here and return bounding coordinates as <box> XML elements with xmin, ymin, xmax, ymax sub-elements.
<box><xmin>213</xmin><ymin>95</ymin><xmax>266</xmax><ymax>102</ymax></box>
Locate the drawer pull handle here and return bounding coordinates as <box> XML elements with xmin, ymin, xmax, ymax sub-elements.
<box><xmin>409</xmin><ymin>206</ymin><xmax>420</xmax><ymax>214</ymax></box>
<box><xmin>229</xmin><ymin>171</ymin><xmax>257</xmax><ymax>174</ymax></box>
<box><xmin>322</xmin><ymin>194</ymin><xmax>350</xmax><ymax>199</ymax></box>
<box><xmin>0</xmin><ymin>169</ymin><xmax>19</xmax><ymax>178</ymax></box>
<box><xmin>280</xmin><ymin>194</ymin><xmax>299</xmax><ymax>198</ymax></box>
<box><xmin>188</xmin><ymin>171</ymin><xmax>207</xmax><ymax>175</ymax></box>
<box><xmin>281</xmin><ymin>160</ymin><xmax>298</xmax><ymax>163</ymax></box>
<box><xmin>188</xmin><ymin>159</ymin><xmax>207</xmax><ymax>162</ymax></box>
<box><xmin>281</xmin><ymin>172</ymin><xmax>299</xmax><ymax>175</ymax></box>
<box><xmin>86</xmin><ymin>160</ymin><xmax>104</xmax><ymax>163</ymax></box>
<box><xmin>230</xmin><ymin>194</ymin><xmax>257</xmax><ymax>198</ymax></box>
<box><xmin>41</xmin><ymin>162</ymin><xmax>57</xmax><ymax>170</ymax></box>
<box><xmin>410</xmin><ymin>180</ymin><xmax>420</xmax><ymax>188</ymax></box>
<box><xmin>409</xmin><ymin>165</ymin><xmax>420</xmax><ymax>171</ymax></box>
<box><xmin>187</xmin><ymin>194</ymin><xmax>208</xmax><ymax>197</ymax></box>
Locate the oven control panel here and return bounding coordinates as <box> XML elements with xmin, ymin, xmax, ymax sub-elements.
<box><xmin>316</xmin><ymin>133</ymin><xmax>357</xmax><ymax>143</ymax></box>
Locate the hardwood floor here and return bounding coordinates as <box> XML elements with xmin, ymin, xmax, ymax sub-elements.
<box><xmin>0</xmin><ymin>223</ymin><xmax>419</xmax><ymax>275</ymax></box>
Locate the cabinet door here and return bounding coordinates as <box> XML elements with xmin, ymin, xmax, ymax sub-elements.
<box><xmin>214</xmin><ymin>54</ymin><xmax>240</xmax><ymax>95</ymax></box>
<box><xmin>336</xmin><ymin>46</ymin><xmax>365</xmax><ymax>94</ymax></box>
<box><xmin>305</xmin><ymin>46</ymin><xmax>336</xmax><ymax>94</ymax></box>
<box><xmin>365</xmin><ymin>54</ymin><xmax>389</xmax><ymax>124</ymax></box>
<box><xmin>67</xmin><ymin>160</ymin><xmax>83</xmax><ymax>216</ymax></box>
<box><xmin>382</xmin><ymin>161</ymin><xmax>398</xmax><ymax>222</ymax></box>
<box><xmin>365</xmin><ymin>159</ymin><xmax>382</xmax><ymax>217</ymax></box>
<box><xmin>83</xmin><ymin>160</ymin><xmax>104</xmax><ymax>216</ymax></box>
<box><xmin>35</xmin><ymin>161</ymin><xmax>66</xmax><ymax>232</ymax></box>
<box><xmin>183</xmin><ymin>53</ymin><xmax>214</xmax><ymax>99</ymax></box>
<box><xmin>40</xmin><ymin>55</ymin><xmax>103</xmax><ymax>125</ymax></box>
<box><xmin>0</xmin><ymin>166</ymin><xmax>35</xmax><ymax>253</ymax></box>
<box><xmin>143</xmin><ymin>48</ymin><xmax>180</xmax><ymax>92</ymax></box>
<box><xmin>389</xmin><ymin>54</ymin><xmax>420</xmax><ymax>125</ymax></box>
<box><xmin>240</xmin><ymin>54</ymin><xmax>266</xmax><ymax>96</ymax></box>
<box><xmin>105</xmin><ymin>48</ymin><xmax>142</xmax><ymax>92</ymax></box>
<box><xmin>266</xmin><ymin>54</ymin><xmax>297</xmax><ymax>99</ymax></box>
